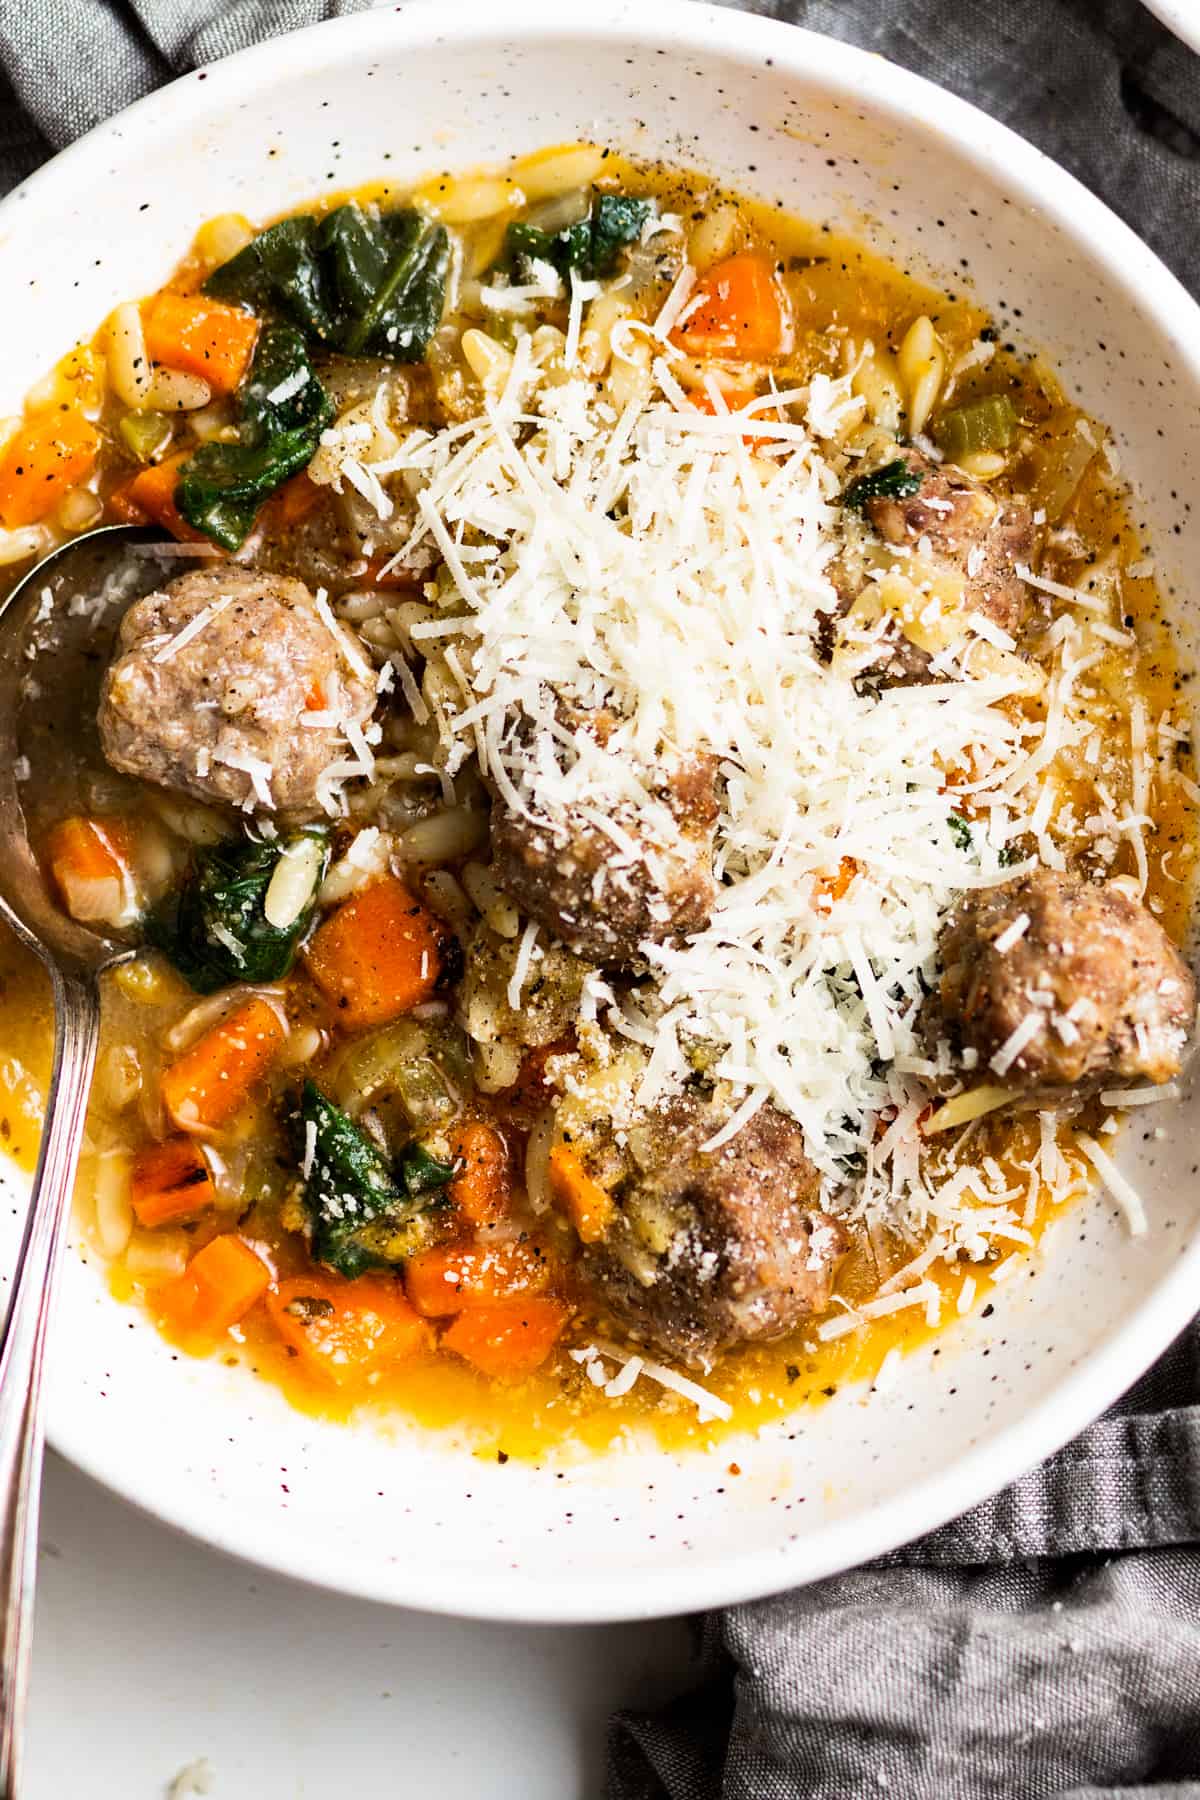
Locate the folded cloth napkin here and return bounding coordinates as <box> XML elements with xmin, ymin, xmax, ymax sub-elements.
<box><xmin>0</xmin><ymin>0</ymin><xmax>371</xmax><ymax>187</ymax></box>
<box><xmin>611</xmin><ymin>1336</ymin><xmax>1200</xmax><ymax>1799</ymax></box>
<box><xmin>1</xmin><ymin>4</ymin><xmax>1198</xmax><ymax>1796</ymax></box>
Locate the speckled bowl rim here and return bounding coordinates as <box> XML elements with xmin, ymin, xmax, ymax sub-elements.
<box><xmin>1142</xmin><ymin>0</ymin><xmax>1200</xmax><ymax>54</ymax></box>
<box><xmin>6</xmin><ymin>0</ymin><xmax>1200</xmax><ymax>1620</ymax></box>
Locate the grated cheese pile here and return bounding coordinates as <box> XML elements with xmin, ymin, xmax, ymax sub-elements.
<box><xmin>325</xmin><ymin>268</ymin><xmax>1184</xmax><ymax>1270</ymax></box>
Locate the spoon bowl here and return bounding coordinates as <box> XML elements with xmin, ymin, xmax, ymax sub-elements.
<box><xmin>0</xmin><ymin>521</ymin><xmax>165</xmax><ymax>1797</ymax></box>
<box><xmin>0</xmin><ymin>524</ymin><xmax>159</xmax><ymax>976</ymax></box>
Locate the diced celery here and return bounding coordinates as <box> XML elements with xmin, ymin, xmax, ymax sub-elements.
<box><xmin>117</xmin><ymin>410</ymin><xmax>173</xmax><ymax>464</ymax></box>
<box><xmin>931</xmin><ymin>393</ymin><xmax>1018</xmax><ymax>460</ymax></box>
<box><xmin>331</xmin><ymin>1021</ymin><xmax>465</xmax><ymax>1129</ymax></box>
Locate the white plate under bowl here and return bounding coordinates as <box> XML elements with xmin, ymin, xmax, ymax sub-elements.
<box><xmin>1</xmin><ymin>1</ymin><xmax>1198</xmax><ymax>1623</ymax></box>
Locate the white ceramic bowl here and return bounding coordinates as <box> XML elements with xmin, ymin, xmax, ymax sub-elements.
<box><xmin>1143</xmin><ymin>0</ymin><xmax>1200</xmax><ymax>53</ymax></box>
<box><xmin>1</xmin><ymin>0</ymin><xmax>1198</xmax><ymax>1623</ymax></box>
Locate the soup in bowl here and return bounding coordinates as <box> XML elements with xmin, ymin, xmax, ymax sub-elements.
<box><xmin>0</xmin><ymin>1</ymin><xmax>1197</xmax><ymax>1619</ymax></box>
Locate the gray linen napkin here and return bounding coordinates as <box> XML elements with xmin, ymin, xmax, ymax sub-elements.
<box><xmin>1</xmin><ymin>4</ymin><xmax>1198</xmax><ymax>1796</ymax></box>
<box><xmin>0</xmin><ymin>0</ymin><xmax>371</xmax><ymax>183</ymax></box>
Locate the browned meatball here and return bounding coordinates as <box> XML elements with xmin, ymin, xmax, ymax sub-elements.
<box><xmin>936</xmin><ymin>869</ymin><xmax>1196</xmax><ymax>1089</ymax></box>
<box><xmin>577</xmin><ymin>1095</ymin><xmax>848</xmax><ymax>1371</ymax></box>
<box><xmin>490</xmin><ymin>715</ymin><xmax>718</xmax><ymax>967</ymax></box>
<box><xmin>866</xmin><ymin>450</ymin><xmax>1036</xmax><ymax>638</ymax></box>
<box><xmin>99</xmin><ymin>565</ymin><xmax>376</xmax><ymax>816</ymax></box>
<box><xmin>832</xmin><ymin>451</ymin><xmax>1038</xmax><ymax>687</ymax></box>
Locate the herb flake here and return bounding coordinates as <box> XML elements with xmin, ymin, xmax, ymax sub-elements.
<box><xmin>842</xmin><ymin>459</ymin><xmax>925</xmax><ymax>512</ymax></box>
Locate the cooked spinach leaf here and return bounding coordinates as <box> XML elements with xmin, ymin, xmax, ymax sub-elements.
<box><xmin>299</xmin><ymin>1081</ymin><xmax>455</xmax><ymax>1277</ymax></box>
<box><xmin>176</xmin><ymin>323</ymin><xmax>333</xmax><ymax>549</ymax></box>
<box><xmin>399</xmin><ymin>1140</ymin><xmax>459</xmax><ymax>1197</ymax></box>
<box><xmin>507</xmin><ymin>218</ymin><xmax>588</xmax><ymax>271</ymax></box>
<box><xmin>301</xmin><ymin>1081</ymin><xmax>406</xmax><ymax>1278</ymax></box>
<box><xmin>589</xmin><ymin>194</ymin><xmax>654</xmax><ymax>275</ymax></box>
<box><xmin>506</xmin><ymin>192</ymin><xmax>652</xmax><ymax>280</ymax></box>
<box><xmin>190</xmin><ymin>210</ymin><xmax>450</xmax><ymax>545</ymax></box>
<box><xmin>204</xmin><ymin>203</ymin><xmax>450</xmax><ymax>365</ymax></box>
<box><xmin>842</xmin><ymin>459</ymin><xmax>925</xmax><ymax>512</ymax></box>
<box><xmin>325</xmin><ymin>204</ymin><xmax>450</xmax><ymax>360</ymax></box>
<box><xmin>204</xmin><ymin>216</ymin><xmax>335</xmax><ymax>341</ymax></box>
<box><xmin>173</xmin><ymin>423</ymin><xmax>316</xmax><ymax>547</ymax></box>
<box><xmin>947</xmin><ymin>813</ymin><xmax>973</xmax><ymax>851</ymax></box>
<box><xmin>147</xmin><ymin>826</ymin><xmax>330</xmax><ymax>994</ymax></box>
<box><xmin>175</xmin><ymin>425</ymin><xmax>322</xmax><ymax>549</ymax></box>
<box><xmin>317</xmin><ymin>202</ymin><xmax>396</xmax><ymax>322</ymax></box>
<box><xmin>240</xmin><ymin>322</ymin><xmax>333</xmax><ymax>438</ymax></box>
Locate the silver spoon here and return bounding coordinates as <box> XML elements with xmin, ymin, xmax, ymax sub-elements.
<box><xmin>0</xmin><ymin>523</ymin><xmax>165</xmax><ymax>1797</ymax></box>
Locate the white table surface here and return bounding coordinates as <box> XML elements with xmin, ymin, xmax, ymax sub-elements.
<box><xmin>27</xmin><ymin>1451</ymin><xmax>693</xmax><ymax>1799</ymax></box>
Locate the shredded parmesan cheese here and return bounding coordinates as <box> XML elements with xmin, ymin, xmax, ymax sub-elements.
<box><xmin>507</xmin><ymin>920</ymin><xmax>540</xmax><ymax>1010</ymax></box>
<box><xmin>215</xmin><ymin>747</ymin><xmax>274</xmax><ymax>810</ymax></box>
<box><xmin>990</xmin><ymin>1014</ymin><xmax>1044</xmax><ymax>1077</ymax></box>
<box><xmin>152</xmin><ymin>593</ymin><xmax>234</xmax><ymax>663</ymax></box>
<box><xmin>570</xmin><ymin>1341</ymin><xmax>732</xmax><ymax>1421</ymax></box>
<box><xmin>1077</xmin><ymin>1131</ymin><xmax>1149</xmax><ymax>1235</ymax></box>
<box><xmin>816</xmin><ymin>1308</ymin><xmax>865</xmax><ymax>1343</ymax></box>
<box><xmin>992</xmin><ymin>912</ymin><xmax>1031</xmax><ymax>954</ymax></box>
<box><xmin>1099</xmin><ymin>1082</ymin><xmax>1180</xmax><ymax>1108</ymax></box>
<box><xmin>313</xmin><ymin>587</ymin><xmax>374</xmax><ymax>684</ymax></box>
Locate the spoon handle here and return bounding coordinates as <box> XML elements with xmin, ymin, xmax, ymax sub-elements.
<box><xmin>0</xmin><ymin>970</ymin><xmax>99</xmax><ymax>1799</ymax></box>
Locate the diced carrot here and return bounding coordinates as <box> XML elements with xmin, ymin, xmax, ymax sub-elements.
<box><xmin>131</xmin><ymin>1136</ymin><xmax>216</xmax><ymax>1228</ymax></box>
<box><xmin>690</xmin><ymin>384</ymin><xmax>758</xmax><ymax>412</ymax></box>
<box><xmin>143</xmin><ymin>292</ymin><xmax>259</xmax><ymax>396</ymax></box>
<box><xmin>405</xmin><ymin>1235</ymin><xmax>552</xmax><ymax>1318</ymax></box>
<box><xmin>0</xmin><ymin>408</ymin><xmax>100</xmax><ymax>528</ymax></box>
<box><xmin>361</xmin><ymin>553</ymin><xmax>424</xmax><ymax>591</ymax></box>
<box><xmin>107</xmin><ymin>486</ymin><xmax>147</xmax><ymax>526</ymax></box>
<box><xmin>500</xmin><ymin>1035</ymin><xmax>575</xmax><ymax>1126</ymax></box>
<box><xmin>154</xmin><ymin>1234</ymin><xmax>271</xmax><ymax>1338</ymax></box>
<box><xmin>45</xmin><ymin>815</ymin><xmax>139</xmax><ymax>927</ymax></box>
<box><xmin>813</xmin><ymin>855</ymin><xmax>857</xmax><ymax>909</ymax></box>
<box><xmin>160</xmin><ymin>996</ymin><xmax>286</xmax><ymax>1133</ymax></box>
<box><xmin>304</xmin><ymin>876</ymin><xmax>451</xmax><ymax>1032</ymax></box>
<box><xmin>266</xmin><ymin>1274</ymin><xmax>429</xmax><ymax>1386</ymax></box>
<box><xmin>267</xmin><ymin>471</ymin><xmax>325</xmax><ymax>528</ymax></box>
<box><xmin>673</xmin><ymin>252</ymin><xmax>789</xmax><ymax>361</ymax></box>
<box><xmin>547</xmin><ymin>1143</ymin><xmax>614</xmax><ymax>1245</ymax></box>
<box><xmin>46</xmin><ymin>815</ymin><xmax>133</xmax><ymax>885</ymax></box>
<box><xmin>447</xmin><ymin>1122</ymin><xmax>512</xmax><ymax>1225</ymax></box>
<box><xmin>108</xmin><ymin>451</ymin><xmax>204</xmax><ymax>542</ymax></box>
<box><xmin>443</xmin><ymin>1298</ymin><xmax>570</xmax><ymax>1382</ymax></box>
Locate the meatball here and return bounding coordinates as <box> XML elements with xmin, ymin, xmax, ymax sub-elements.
<box><xmin>832</xmin><ymin>451</ymin><xmax>1038</xmax><ymax>687</ymax></box>
<box><xmin>490</xmin><ymin>718</ymin><xmax>719</xmax><ymax>967</ymax></box>
<box><xmin>577</xmin><ymin>1094</ymin><xmax>848</xmax><ymax>1371</ymax></box>
<box><xmin>99</xmin><ymin>565</ymin><xmax>377</xmax><ymax>816</ymax></box>
<box><xmin>935</xmin><ymin>869</ymin><xmax>1196</xmax><ymax>1089</ymax></box>
<box><xmin>865</xmin><ymin>451</ymin><xmax>1036</xmax><ymax>638</ymax></box>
